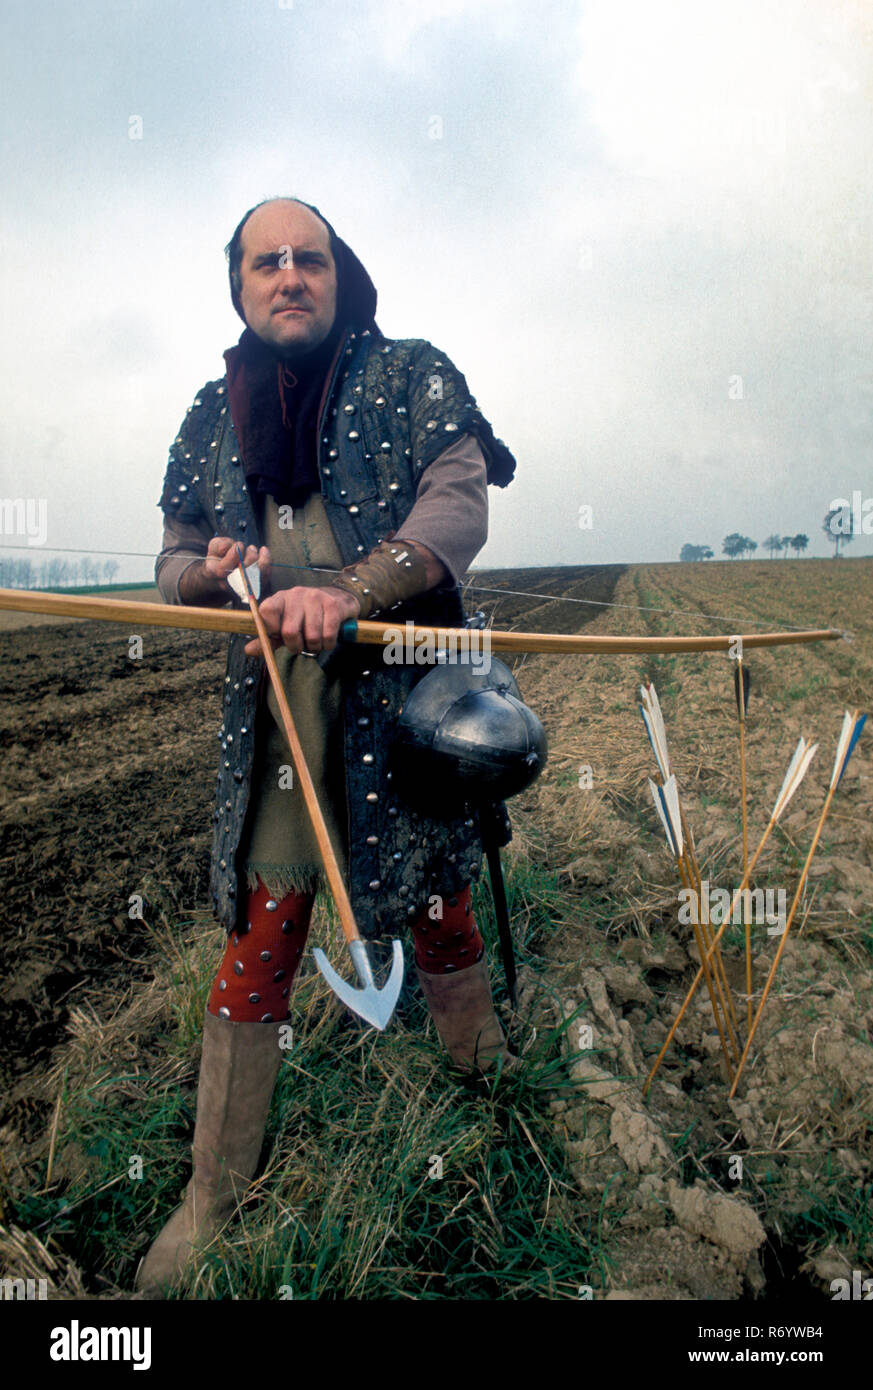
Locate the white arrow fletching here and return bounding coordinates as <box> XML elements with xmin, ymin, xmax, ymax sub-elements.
<box><xmin>663</xmin><ymin>775</ymin><xmax>684</xmax><ymax>857</ymax></box>
<box><xmin>830</xmin><ymin>710</ymin><xmax>854</xmax><ymax>791</ymax></box>
<box><xmin>772</xmin><ymin>737</ymin><xmax>817</xmax><ymax>821</ymax></box>
<box><xmin>227</xmin><ymin>563</ymin><xmax>261</xmax><ymax>603</ymax></box>
<box><xmin>640</xmin><ymin>708</ymin><xmax>659</xmax><ymax>770</ymax></box>
<box><xmin>648</xmin><ymin>778</ymin><xmax>675</xmax><ymax>852</ymax></box>
<box><xmin>640</xmin><ymin>682</ymin><xmax>671</xmax><ymax>780</ymax></box>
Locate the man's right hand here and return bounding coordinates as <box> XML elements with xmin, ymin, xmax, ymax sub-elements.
<box><xmin>178</xmin><ymin>538</ymin><xmax>271</xmax><ymax>606</ymax></box>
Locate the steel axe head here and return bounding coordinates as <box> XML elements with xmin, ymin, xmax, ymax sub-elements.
<box><xmin>312</xmin><ymin>938</ymin><xmax>405</xmax><ymax>1032</ymax></box>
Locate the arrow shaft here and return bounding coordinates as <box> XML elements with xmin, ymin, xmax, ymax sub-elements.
<box><xmin>239</xmin><ymin>573</ymin><xmax>361</xmax><ymax>950</ymax></box>
<box><xmin>642</xmin><ymin>821</ymin><xmax>774</xmax><ymax>1096</ymax></box>
<box><xmin>677</xmin><ymin>856</ymin><xmax>735</xmax><ymax>1081</ymax></box>
<box><xmin>729</xmin><ymin>777</ymin><xmax>840</xmax><ymax>1097</ymax></box>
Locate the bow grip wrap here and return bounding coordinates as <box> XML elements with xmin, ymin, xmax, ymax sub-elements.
<box><xmin>329</xmin><ymin>539</ymin><xmax>429</xmax><ymax>620</ymax></box>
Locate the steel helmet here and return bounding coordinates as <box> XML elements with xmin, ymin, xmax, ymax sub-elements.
<box><xmin>388</xmin><ymin>658</ymin><xmax>547</xmax><ymax>818</ymax></box>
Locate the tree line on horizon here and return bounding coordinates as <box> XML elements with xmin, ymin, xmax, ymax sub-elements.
<box><xmin>681</xmin><ymin>533</ymin><xmax>809</xmax><ymax>561</ymax></box>
<box><xmin>0</xmin><ymin>555</ymin><xmax>121</xmax><ymax>590</ymax></box>
<box><xmin>681</xmin><ymin>507</ymin><xmax>860</xmax><ymax>561</ymax></box>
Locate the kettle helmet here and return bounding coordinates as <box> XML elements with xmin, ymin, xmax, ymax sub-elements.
<box><xmin>389</xmin><ymin>658</ymin><xmax>547</xmax><ymax>817</ymax></box>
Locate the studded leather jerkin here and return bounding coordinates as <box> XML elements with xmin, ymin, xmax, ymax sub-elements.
<box><xmin>158</xmin><ymin>329</ymin><xmax>516</xmax><ymax>939</ymax></box>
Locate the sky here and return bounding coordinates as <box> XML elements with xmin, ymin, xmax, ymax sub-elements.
<box><xmin>1</xmin><ymin>0</ymin><xmax>871</xmax><ymax>582</ymax></box>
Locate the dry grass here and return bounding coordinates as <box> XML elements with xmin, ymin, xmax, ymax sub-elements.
<box><xmin>3</xmin><ymin>557</ymin><xmax>871</xmax><ymax>1300</ymax></box>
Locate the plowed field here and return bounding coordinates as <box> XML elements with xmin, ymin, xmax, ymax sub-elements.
<box><xmin>1</xmin><ymin>558</ymin><xmax>871</xmax><ymax>1302</ymax></box>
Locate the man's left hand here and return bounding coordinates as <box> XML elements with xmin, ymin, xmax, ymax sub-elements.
<box><xmin>243</xmin><ymin>585</ymin><xmax>361</xmax><ymax>658</ymax></box>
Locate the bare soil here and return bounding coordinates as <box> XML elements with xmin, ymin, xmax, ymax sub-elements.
<box><xmin>1</xmin><ymin>558</ymin><xmax>871</xmax><ymax>1300</ymax></box>
<box><xmin>507</xmin><ymin>556</ymin><xmax>873</xmax><ymax>1298</ymax></box>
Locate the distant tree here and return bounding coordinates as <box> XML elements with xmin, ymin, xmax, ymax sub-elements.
<box><xmin>823</xmin><ymin>506</ymin><xmax>854</xmax><ymax>558</ymax></box>
<box><xmin>700</xmin><ymin>545</ymin><xmax>713</xmax><ymax>560</ymax></box>
<box><xmin>9</xmin><ymin>557</ymin><xmax>34</xmax><ymax>589</ymax></box>
<box><xmin>103</xmin><ymin>559</ymin><xmax>120</xmax><ymax>584</ymax></box>
<box><xmin>743</xmin><ymin>537</ymin><xmax>758</xmax><ymax>558</ymax></box>
<box><xmin>763</xmin><ymin>533</ymin><xmax>782</xmax><ymax>559</ymax></box>
<box><xmin>680</xmin><ymin>543</ymin><xmax>713</xmax><ymax>561</ymax></box>
<box><xmin>722</xmin><ymin>532</ymin><xmax>746</xmax><ymax>559</ymax></box>
<box><xmin>790</xmin><ymin>533</ymin><xmax>809</xmax><ymax>556</ymax></box>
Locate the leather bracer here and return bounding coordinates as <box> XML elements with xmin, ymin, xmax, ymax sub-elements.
<box><xmin>329</xmin><ymin>539</ymin><xmax>429</xmax><ymax>619</ymax></box>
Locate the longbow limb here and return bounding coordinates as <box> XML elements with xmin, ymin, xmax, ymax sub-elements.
<box><xmin>0</xmin><ymin>588</ymin><xmax>846</xmax><ymax>655</ymax></box>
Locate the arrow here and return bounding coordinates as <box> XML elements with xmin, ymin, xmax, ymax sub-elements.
<box><xmin>732</xmin><ymin>656</ymin><xmax>752</xmax><ymax>1028</ymax></box>
<box><xmin>643</xmin><ymin>732</ymin><xmax>820</xmax><ymax>1095</ymax></box>
<box><xmin>729</xmin><ymin>709</ymin><xmax>866</xmax><ymax>1096</ymax></box>
<box><xmin>226</xmin><ymin>553</ymin><xmax>404</xmax><ymax>1032</ymax></box>
<box><xmin>642</xmin><ymin>674</ymin><xmax>741</xmax><ymax>1066</ymax></box>
<box><xmin>647</xmin><ymin>772</ymin><xmax>739</xmax><ymax>1078</ymax></box>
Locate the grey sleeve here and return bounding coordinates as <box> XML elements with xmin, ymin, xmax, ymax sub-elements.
<box><xmin>155</xmin><ymin>512</ymin><xmax>213</xmax><ymax>605</ymax></box>
<box><xmin>394</xmin><ymin>433</ymin><xmax>489</xmax><ymax>584</ymax></box>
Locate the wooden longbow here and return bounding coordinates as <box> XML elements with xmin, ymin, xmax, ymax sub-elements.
<box><xmin>0</xmin><ymin>587</ymin><xmax>845</xmax><ymax>655</ymax></box>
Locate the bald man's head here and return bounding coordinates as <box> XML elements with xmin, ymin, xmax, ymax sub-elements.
<box><xmin>227</xmin><ymin>199</ymin><xmax>339</xmax><ymax>358</ymax></box>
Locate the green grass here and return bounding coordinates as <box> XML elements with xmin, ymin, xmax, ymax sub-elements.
<box><xmin>784</xmin><ymin>1170</ymin><xmax>873</xmax><ymax>1262</ymax></box>
<box><xmin>10</xmin><ymin>855</ymin><xmax>606</xmax><ymax>1300</ymax></box>
<box><xmin>783</xmin><ymin>672</ymin><xmax>831</xmax><ymax>703</ymax></box>
<box><xmin>48</xmin><ymin>581</ymin><xmax>158</xmax><ymax>595</ymax></box>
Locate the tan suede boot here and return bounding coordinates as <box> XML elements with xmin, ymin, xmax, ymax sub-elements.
<box><xmin>134</xmin><ymin>1009</ymin><xmax>284</xmax><ymax>1297</ymax></box>
<box><xmin>416</xmin><ymin>959</ymin><xmax>513</xmax><ymax>1071</ymax></box>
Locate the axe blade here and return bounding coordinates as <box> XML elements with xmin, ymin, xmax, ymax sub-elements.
<box><xmin>312</xmin><ymin>938</ymin><xmax>405</xmax><ymax>1032</ymax></box>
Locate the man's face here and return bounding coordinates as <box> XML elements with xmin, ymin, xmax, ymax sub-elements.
<box><xmin>237</xmin><ymin>201</ymin><xmax>338</xmax><ymax>358</ymax></box>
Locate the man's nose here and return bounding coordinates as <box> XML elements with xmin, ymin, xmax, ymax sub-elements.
<box><xmin>277</xmin><ymin>262</ymin><xmax>306</xmax><ymax>295</ymax></box>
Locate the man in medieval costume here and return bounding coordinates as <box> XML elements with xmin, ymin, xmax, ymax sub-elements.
<box><xmin>136</xmin><ymin>197</ymin><xmax>518</xmax><ymax>1295</ymax></box>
